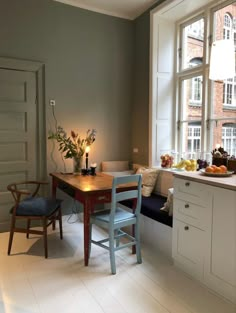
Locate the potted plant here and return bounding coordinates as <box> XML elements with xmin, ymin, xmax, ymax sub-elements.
<box><xmin>48</xmin><ymin>126</ymin><xmax>96</xmax><ymax>173</ymax></box>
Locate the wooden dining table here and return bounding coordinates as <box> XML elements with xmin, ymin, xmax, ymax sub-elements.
<box><xmin>50</xmin><ymin>172</ymin><xmax>136</xmax><ymax>266</ymax></box>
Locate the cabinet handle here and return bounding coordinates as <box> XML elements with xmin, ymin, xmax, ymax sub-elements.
<box><xmin>185</xmin><ymin>204</ymin><xmax>189</xmax><ymax>208</ymax></box>
<box><xmin>185</xmin><ymin>182</ymin><xmax>190</xmax><ymax>187</ymax></box>
<box><xmin>184</xmin><ymin>226</ymin><xmax>189</xmax><ymax>231</ymax></box>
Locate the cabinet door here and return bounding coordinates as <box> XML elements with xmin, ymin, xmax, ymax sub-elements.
<box><xmin>204</xmin><ymin>187</ymin><xmax>236</xmax><ymax>303</ymax></box>
<box><xmin>172</xmin><ymin>219</ymin><xmax>205</xmax><ymax>281</ymax></box>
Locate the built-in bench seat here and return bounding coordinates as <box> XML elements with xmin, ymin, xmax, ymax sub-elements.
<box><xmin>101</xmin><ymin>161</ymin><xmax>173</xmax><ymax>227</ymax></box>
<box><xmin>121</xmin><ymin>194</ymin><xmax>172</xmax><ymax>227</ymax></box>
<box><xmin>141</xmin><ymin>194</ymin><xmax>172</xmax><ymax>226</ymax></box>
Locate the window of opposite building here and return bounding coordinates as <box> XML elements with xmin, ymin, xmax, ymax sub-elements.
<box><xmin>222</xmin><ymin>123</ymin><xmax>236</xmax><ymax>155</ymax></box>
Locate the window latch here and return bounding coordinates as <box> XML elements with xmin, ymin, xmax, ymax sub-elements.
<box><xmin>208</xmin><ymin>34</ymin><xmax>213</xmax><ymax>47</ymax></box>
<box><xmin>177</xmin><ymin>120</ymin><xmax>181</xmax><ymax>130</ymax></box>
<box><xmin>178</xmin><ymin>48</ymin><xmax>182</xmax><ymax>59</ymax></box>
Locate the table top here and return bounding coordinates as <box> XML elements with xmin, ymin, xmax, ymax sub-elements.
<box><xmin>50</xmin><ymin>172</ymin><xmax>136</xmax><ymax>193</ymax></box>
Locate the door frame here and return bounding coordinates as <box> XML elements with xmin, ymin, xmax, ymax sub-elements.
<box><xmin>0</xmin><ymin>56</ymin><xmax>46</xmax><ymax>180</ymax></box>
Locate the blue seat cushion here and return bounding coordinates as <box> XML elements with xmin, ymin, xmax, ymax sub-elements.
<box><xmin>91</xmin><ymin>207</ymin><xmax>135</xmax><ymax>223</ymax></box>
<box><xmin>121</xmin><ymin>194</ymin><xmax>172</xmax><ymax>227</ymax></box>
<box><xmin>13</xmin><ymin>197</ymin><xmax>62</xmax><ymax>216</ymax></box>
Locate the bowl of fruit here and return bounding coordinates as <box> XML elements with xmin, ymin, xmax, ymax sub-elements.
<box><xmin>160</xmin><ymin>154</ymin><xmax>174</xmax><ymax>168</ymax></box>
<box><xmin>200</xmin><ymin>165</ymin><xmax>233</xmax><ymax>177</ymax></box>
<box><xmin>171</xmin><ymin>158</ymin><xmax>197</xmax><ymax>171</ymax></box>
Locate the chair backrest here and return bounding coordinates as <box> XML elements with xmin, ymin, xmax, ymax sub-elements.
<box><xmin>110</xmin><ymin>174</ymin><xmax>142</xmax><ymax>219</ymax></box>
<box><xmin>7</xmin><ymin>181</ymin><xmax>48</xmax><ymax>204</ymax></box>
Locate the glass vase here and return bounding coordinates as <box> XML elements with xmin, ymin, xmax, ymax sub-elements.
<box><xmin>73</xmin><ymin>156</ymin><xmax>83</xmax><ymax>175</ymax></box>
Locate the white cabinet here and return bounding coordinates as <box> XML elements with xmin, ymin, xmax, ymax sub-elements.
<box><xmin>172</xmin><ymin>178</ymin><xmax>212</xmax><ymax>281</ymax></box>
<box><xmin>204</xmin><ymin>187</ymin><xmax>236</xmax><ymax>303</ymax></box>
<box><xmin>172</xmin><ymin>176</ymin><xmax>236</xmax><ymax>304</ymax></box>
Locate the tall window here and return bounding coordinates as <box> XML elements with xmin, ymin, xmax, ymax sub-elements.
<box><xmin>223</xmin><ymin>78</ymin><xmax>235</xmax><ymax>105</ymax></box>
<box><xmin>223</xmin><ymin>13</ymin><xmax>236</xmax><ymax>107</ymax></box>
<box><xmin>178</xmin><ymin>18</ymin><xmax>203</xmax><ymax>154</ymax></box>
<box><xmin>176</xmin><ymin>3</ymin><xmax>236</xmax><ymax>156</ymax></box>
<box><xmin>223</xmin><ymin>13</ymin><xmax>232</xmax><ymax>39</ymax></box>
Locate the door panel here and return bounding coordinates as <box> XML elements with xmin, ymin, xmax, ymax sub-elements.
<box><xmin>0</xmin><ymin>68</ymin><xmax>37</xmax><ymax>226</ymax></box>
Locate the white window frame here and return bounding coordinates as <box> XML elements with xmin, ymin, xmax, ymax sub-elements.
<box><xmin>150</xmin><ymin>0</ymin><xmax>236</xmax><ymax>166</ymax></box>
<box><xmin>178</xmin><ymin>13</ymin><xmax>206</xmax><ymax>155</ymax></box>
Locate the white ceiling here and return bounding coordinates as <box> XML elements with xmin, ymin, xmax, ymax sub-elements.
<box><xmin>53</xmin><ymin>0</ymin><xmax>159</xmax><ymax>20</ymax></box>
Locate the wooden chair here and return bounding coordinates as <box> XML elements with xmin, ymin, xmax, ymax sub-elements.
<box><xmin>89</xmin><ymin>174</ymin><xmax>142</xmax><ymax>274</ymax></box>
<box><xmin>7</xmin><ymin>181</ymin><xmax>63</xmax><ymax>258</ymax></box>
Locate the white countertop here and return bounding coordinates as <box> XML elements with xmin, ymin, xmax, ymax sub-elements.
<box><xmin>173</xmin><ymin>171</ymin><xmax>236</xmax><ymax>191</ymax></box>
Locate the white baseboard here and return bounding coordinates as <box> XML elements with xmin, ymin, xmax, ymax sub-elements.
<box><xmin>0</xmin><ymin>221</ymin><xmax>10</xmax><ymax>233</ymax></box>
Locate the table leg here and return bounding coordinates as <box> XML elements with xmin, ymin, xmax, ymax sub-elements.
<box><xmin>132</xmin><ymin>198</ymin><xmax>137</xmax><ymax>254</ymax></box>
<box><xmin>83</xmin><ymin>198</ymin><xmax>90</xmax><ymax>266</ymax></box>
<box><xmin>51</xmin><ymin>177</ymin><xmax>58</xmax><ymax>231</ymax></box>
<box><xmin>51</xmin><ymin>177</ymin><xmax>58</xmax><ymax>198</ymax></box>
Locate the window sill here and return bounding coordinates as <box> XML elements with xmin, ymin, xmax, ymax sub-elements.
<box><xmin>223</xmin><ymin>105</ymin><xmax>236</xmax><ymax>111</ymax></box>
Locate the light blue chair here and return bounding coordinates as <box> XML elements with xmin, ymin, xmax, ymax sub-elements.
<box><xmin>89</xmin><ymin>174</ymin><xmax>142</xmax><ymax>274</ymax></box>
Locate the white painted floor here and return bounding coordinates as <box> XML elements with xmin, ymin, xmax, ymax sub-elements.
<box><xmin>0</xmin><ymin>215</ymin><xmax>235</xmax><ymax>313</ymax></box>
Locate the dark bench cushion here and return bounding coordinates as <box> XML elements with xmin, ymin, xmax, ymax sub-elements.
<box><xmin>121</xmin><ymin>194</ymin><xmax>172</xmax><ymax>227</ymax></box>
<box><xmin>141</xmin><ymin>194</ymin><xmax>172</xmax><ymax>227</ymax></box>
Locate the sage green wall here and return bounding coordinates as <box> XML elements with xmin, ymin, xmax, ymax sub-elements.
<box><xmin>132</xmin><ymin>11</ymin><xmax>150</xmax><ymax>165</ymax></box>
<box><xmin>0</xmin><ymin>0</ymin><xmax>134</xmax><ymax>173</ymax></box>
<box><xmin>0</xmin><ymin>0</ymin><xmax>166</xmax><ymax>172</ymax></box>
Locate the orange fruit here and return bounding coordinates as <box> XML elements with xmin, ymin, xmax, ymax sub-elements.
<box><xmin>219</xmin><ymin>165</ymin><xmax>227</xmax><ymax>173</ymax></box>
<box><xmin>205</xmin><ymin>166</ymin><xmax>214</xmax><ymax>173</ymax></box>
<box><xmin>210</xmin><ymin>165</ymin><xmax>216</xmax><ymax>172</ymax></box>
<box><xmin>214</xmin><ymin>167</ymin><xmax>222</xmax><ymax>173</ymax></box>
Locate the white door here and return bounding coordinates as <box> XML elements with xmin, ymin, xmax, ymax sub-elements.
<box><xmin>0</xmin><ymin>68</ymin><xmax>37</xmax><ymax>229</ymax></box>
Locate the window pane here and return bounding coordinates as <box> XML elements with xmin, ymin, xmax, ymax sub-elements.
<box><xmin>182</xmin><ymin>18</ymin><xmax>204</xmax><ymax>70</ymax></box>
<box><xmin>181</xmin><ymin>76</ymin><xmax>203</xmax><ymax>120</ymax></box>
<box><xmin>211</xmin><ymin>4</ymin><xmax>236</xmax><ymax>152</ymax></box>
<box><xmin>212</xmin><ymin>5</ymin><xmax>236</xmax><ymax>108</ymax></box>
